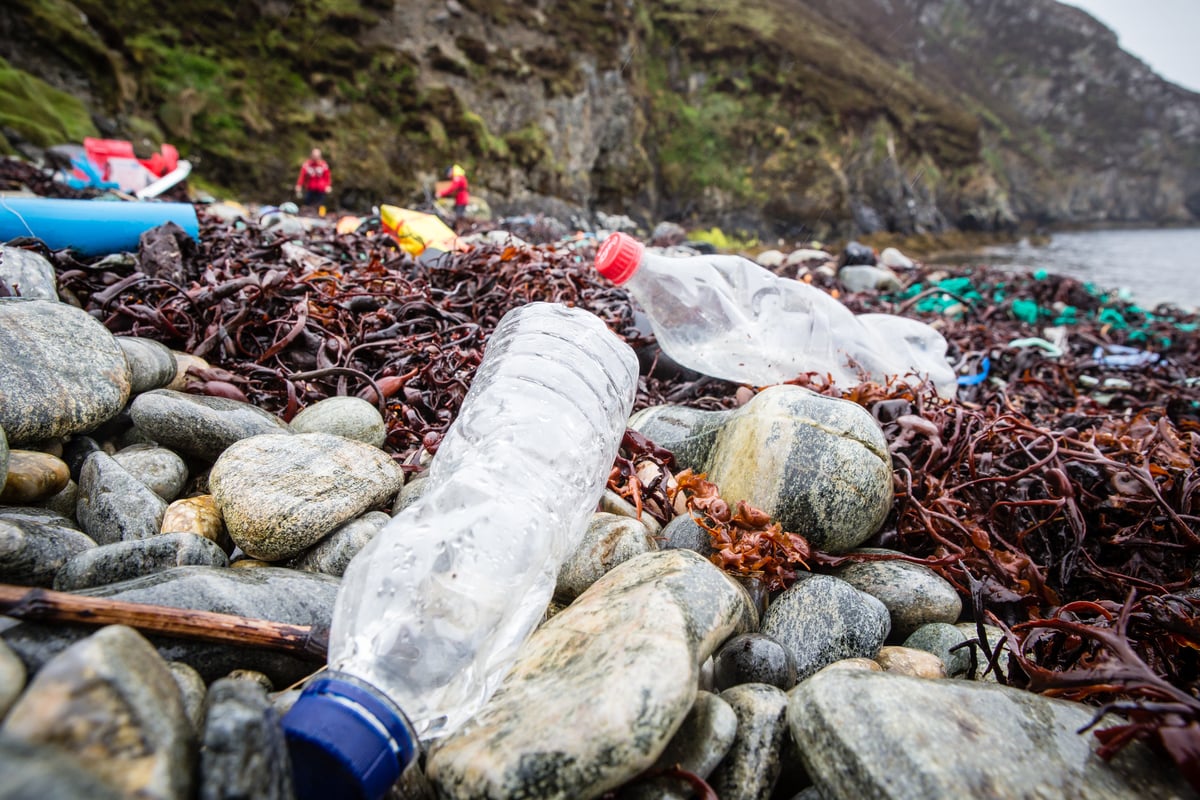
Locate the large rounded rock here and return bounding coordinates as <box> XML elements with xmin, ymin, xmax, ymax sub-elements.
<box><xmin>632</xmin><ymin>386</ymin><xmax>892</xmax><ymax>553</ymax></box>
<box><xmin>130</xmin><ymin>389</ymin><xmax>292</xmax><ymax>463</ymax></box>
<box><xmin>788</xmin><ymin>669</ymin><xmax>1195</xmax><ymax>799</ymax></box>
<box><xmin>0</xmin><ymin>298</ymin><xmax>131</xmax><ymax>445</ymax></box>
<box><xmin>210</xmin><ymin>433</ymin><xmax>404</xmax><ymax>561</ymax></box>
<box><xmin>1</xmin><ymin>625</ymin><xmax>195</xmax><ymax>800</ymax></box>
<box><xmin>704</xmin><ymin>386</ymin><xmax>892</xmax><ymax>553</ymax></box>
<box><xmin>428</xmin><ymin>549</ymin><xmax>756</xmax><ymax>800</ymax></box>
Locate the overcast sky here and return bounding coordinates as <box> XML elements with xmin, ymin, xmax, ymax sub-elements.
<box><xmin>1065</xmin><ymin>0</ymin><xmax>1200</xmax><ymax>92</ymax></box>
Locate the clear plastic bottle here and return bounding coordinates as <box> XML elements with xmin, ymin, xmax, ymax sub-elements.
<box><xmin>595</xmin><ymin>233</ymin><xmax>957</xmax><ymax>397</ymax></box>
<box><xmin>282</xmin><ymin>302</ymin><xmax>639</xmax><ymax>799</ymax></box>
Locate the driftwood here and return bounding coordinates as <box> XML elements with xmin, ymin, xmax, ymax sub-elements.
<box><xmin>0</xmin><ymin>584</ymin><xmax>327</xmax><ymax>661</ymax></box>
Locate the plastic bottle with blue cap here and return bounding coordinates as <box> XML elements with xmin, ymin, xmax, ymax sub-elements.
<box><xmin>281</xmin><ymin>302</ymin><xmax>639</xmax><ymax>799</ymax></box>
<box><xmin>594</xmin><ymin>232</ymin><xmax>958</xmax><ymax>398</ymax></box>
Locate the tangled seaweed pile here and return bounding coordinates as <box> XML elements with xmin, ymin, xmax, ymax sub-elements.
<box><xmin>6</xmin><ymin>193</ymin><xmax>1200</xmax><ymax>787</ymax></box>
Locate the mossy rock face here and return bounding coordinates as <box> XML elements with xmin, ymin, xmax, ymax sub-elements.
<box><xmin>0</xmin><ymin>56</ymin><xmax>97</xmax><ymax>150</ymax></box>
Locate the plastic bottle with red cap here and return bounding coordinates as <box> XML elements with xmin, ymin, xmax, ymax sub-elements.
<box><xmin>281</xmin><ymin>302</ymin><xmax>639</xmax><ymax>799</ymax></box>
<box><xmin>595</xmin><ymin>232</ymin><xmax>957</xmax><ymax>397</ymax></box>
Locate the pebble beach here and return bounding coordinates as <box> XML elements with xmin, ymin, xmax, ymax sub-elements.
<box><xmin>1</xmin><ymin>186</ymin><xmax>1199</xmax><ymax>799</ymax></box>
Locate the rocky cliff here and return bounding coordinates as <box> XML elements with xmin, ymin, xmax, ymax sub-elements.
<box><xmin>2</xmin><ymin>0</ymin><xmax>1197</xmax><ymax>239</ymax></box>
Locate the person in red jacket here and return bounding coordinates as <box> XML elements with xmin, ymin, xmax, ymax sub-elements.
<box><xmin>437</xmin><ymin>164</ymin><xmax>470</xmax><ymax>230</ymax></box>
<box><xmin>295</xmin><ymin>148</ymin><xmax>332</xmax><ymax>211</ymax></box>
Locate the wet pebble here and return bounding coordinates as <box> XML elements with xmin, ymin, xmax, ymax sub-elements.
<box><xmin>428</xmin><ymin>549</ymin><xmax>756</xmax><ymax>800</ymax></box>
<box><xmin>111</xmin><ymin>443</ymin><xmax>189</xmax><ymax>502</ymax></box>
<box><xmin>659</xmin><ymin>511</ymin><xmax>715</xmax><ymax>557</ymax></box>
<box><xmin>76</xmin><ymin>450</ymin><xmax>168</xmax><ymax>544</ymax></box>
<box><xmin>761</xmin><ymin>575</ymin><xmax>891</xmax><ymax>682</ymax></box>
<box><xmin>117</xmin><ymin>335</ymin><xmax>179</xmax><ymax>395</ymax></box>
<box><xmin>830</xmin><ymin>548</ymin><xmax>962</xmax><ymax>639</ymax></box>
<box><xmin>556</xmin><ymin>512</ymin><xmax>659</xmax><ymax>601</ymax></box>
<box><xmin>955</xmin><ymin>621</ymin><xmax>1013</xmax><ymax>682</ymax></box>
<box><xmin>130</xmin><ymin>389</ymin><xmax>292</xmax><ymax>462</ymax></box>
<box><xmin>622</xmin><ymin>691</ymin><xmax>737</xmax><ymax>799</ymax></box>
<box><xmin>288</xmin><ymin>395</ymin><xmax>387</xmax><ymax>448</ymax></box>
<box><xmin>392</xmin><ymin>474</ymin><xmax>428</xmax><ymax>515</ymax></box>
<box><xmin>286</xmin><ymin>510</ymin><xmax>388</xmax><ymax>577</ymax></box>
<box><xmin>0</xmin><ymin>506</ymin><xmax>95</xmax><ymax>586</ymax></box>
<box><xmin>874</xmin><ymin>645</ymin><xmax>946</xmax><ymax>679</ymax></box>
<box><xmin>813</xmin><ymin>658</ymin><xmax>883</xmax><ymax>676</ymax></box>
<box><xmin>709</xmin><ymin>683</ymin><xmax>790</xmax><ymax>800</ymax></box>
<box><xmin>198</xmin><ymin>678</ymin><xmax>295</xmax><ymax>800</ymax></box>
<box><xmin>52</xmin><ymin>532</ymin><xmax>229</xmax><ymax>591</ymax></box>
<box><xmin>0</xmin><ymin>449</ymin><xmax>69</xmax><ymax>504</ymax></box>
<box><xmin>167</xmin><ymin>661</ymin><xmax>207</xmax><ymax>731</ymax></box>
<box><xmin>903</xmin><ymin>622</ymin><xmax>971</xmax><ymax>678</ymax></box>
<box><xmin>167</xmin><ymin>352</ymin><xmax>210</xmax><ymax>390</ymax></box>
<box><xmin>35</xmin><ymin>477</ymin><xmax>78</xmax><ymax>519</ymax></box>
<box><xmin>713</xmin><ymin>632</ymin><xmax>797</xmax><ymax>691</ymax></box>
<box><xmin>161</xmin><ymin>494</ymin><xmax>230</xmax><ymax>551</ymax></box>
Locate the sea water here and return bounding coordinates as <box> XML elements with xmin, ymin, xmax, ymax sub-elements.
<box><xmin>971</xmin><ymin>228</ymin><xmax>1200</xmax><ymax>313</ymax></box>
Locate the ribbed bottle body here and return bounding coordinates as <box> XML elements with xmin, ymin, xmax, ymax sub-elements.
<box><xmin>326</xmin><ymin>302</ymin><xmax>638</xmax><ymax>741</ymax></box>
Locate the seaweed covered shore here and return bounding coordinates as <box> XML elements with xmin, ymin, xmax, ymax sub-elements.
<box><xmin>4</xmin><ymin>171</ymin><xmax>1200</xmax><ymax>786</ymax></box>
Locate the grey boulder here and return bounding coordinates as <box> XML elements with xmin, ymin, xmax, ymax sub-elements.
<box><xmin>788</xmin><ymin>669</ymin><xmax>1195</xmax><ymax>800</ymax></box>
<box><xmin>0</xmin><ymin>298</ymin><xmax>131</xmax><ymax>445</ymax></box>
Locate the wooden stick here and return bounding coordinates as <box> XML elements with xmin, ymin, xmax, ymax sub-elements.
<box><xmin>0</xmin><ymin>584</ymin><xmax>327</xmax><ymax>661</ymax></box>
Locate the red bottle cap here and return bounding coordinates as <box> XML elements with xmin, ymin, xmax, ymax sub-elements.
<box><xmin>595</xmin><ymin>232</ymin><xmax>644</xmax><ymax>285</ymax></box>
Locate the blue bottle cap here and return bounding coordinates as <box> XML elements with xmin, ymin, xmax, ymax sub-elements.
<box><xmin>282</xmin><ymin>676</ymin><xmax>419</xmax><ymax>800</ymax></box>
